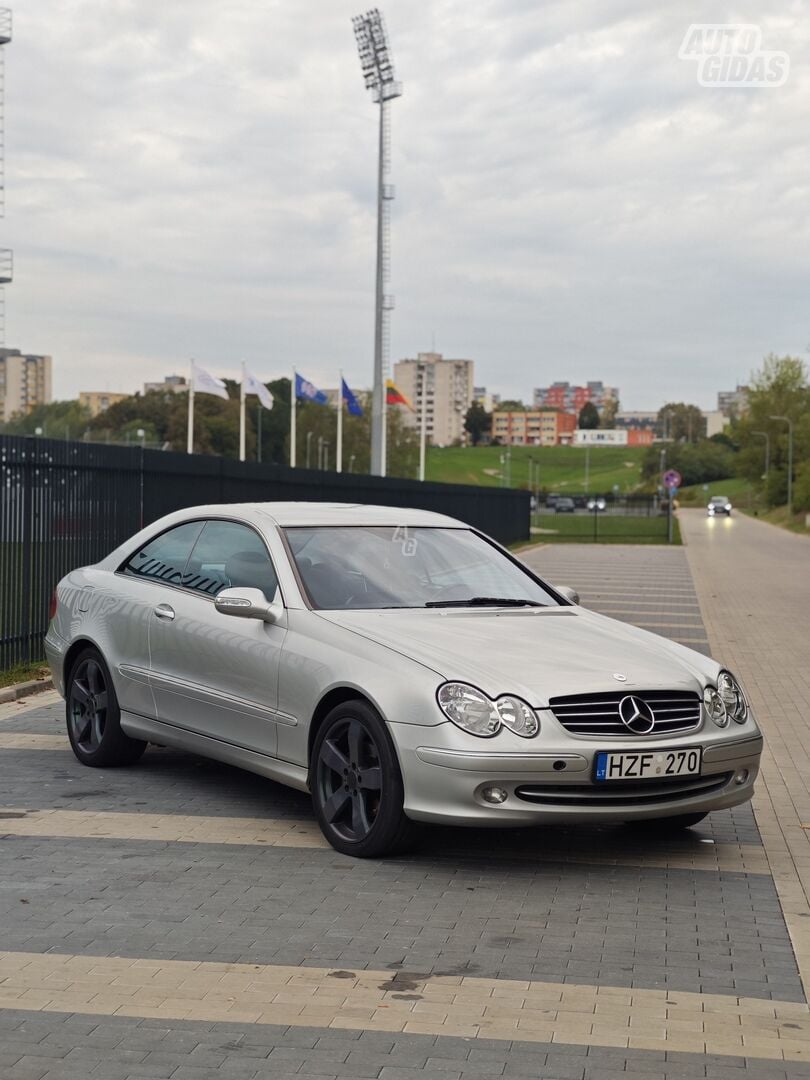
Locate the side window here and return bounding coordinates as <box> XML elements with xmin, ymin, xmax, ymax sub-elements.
<box><xmin>121</xmin><ymin>521</ymin><xmax>204</xmax><ymax>586</ymax></box>
<box><xmin>183</xmin><ymin>520</ymin><xmax>279</xmax><ymax>601</ymax></box>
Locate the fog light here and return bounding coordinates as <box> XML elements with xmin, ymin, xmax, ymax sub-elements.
<box><xmin>733</xmin><ymin>769</ymin><xmax>749</xmax><ymax>785</ymax></box>
<box><xmin>481</xmin><ymin>785</ymin><xmax>508</xmax><ymax>804</ymax></box>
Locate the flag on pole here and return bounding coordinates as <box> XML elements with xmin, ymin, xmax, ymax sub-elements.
<box><xmin>243</xmin><ymin>368</ymin><xmax>274</xmax><ymax>410</ymax></box>
<box><xmin>341</xmin><ymin>378</ymin><xmax>363</xmax><ymax>416</ymax></box>
<box><xmin>295</xmin><ymin>373</ymin><xmax>329</xmax><ymax>405</ymax></box>
<box><xmin>192</xmin><ymin>362</ymin><xmax>229</xmax><ymax>400</ymax></box>
<box><xmin>386</xmin><ymin>379</ymin><xmax>414</xmax><ymax>411</ymax></box>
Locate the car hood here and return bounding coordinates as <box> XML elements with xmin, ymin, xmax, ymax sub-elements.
<box><xmin>316</xmin><ymin>607</ymin><xmax>718</xmax><ymax>706</ymax></box>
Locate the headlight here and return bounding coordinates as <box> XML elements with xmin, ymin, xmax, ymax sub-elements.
<box><xmin>717</xmin><ymin>670</ymin><xmax>748</xmax><ymax>724</ymax></box>
<box><xmin>495</xmin><ymin>696</ymin><xmax>540</xmax><ymax>737</ymax></box>
<box><xmin>703</xmin><ymin>686</ymin><xmax>728</xmax><ymax>727</ymax></box>
<box><xmin>437</xmin><ymin>683</ymin><xmax>539</xmax><ymax>738</ymax></box>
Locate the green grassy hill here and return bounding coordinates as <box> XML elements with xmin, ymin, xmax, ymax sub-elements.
<box><xmin>425</xmin><ymin>444</ymin><xmax>647</xmax><ymax>492</ymax></box>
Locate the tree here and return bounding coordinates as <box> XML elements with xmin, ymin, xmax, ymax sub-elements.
<box><xmin>641</xmin><ymin>440</ymin><xmax>735</xmax><ymax>487</ymax></box>
<box><xmin>599</xmin><ymin>397</ymin><xmax>619</xmax><ymax>429</ymax></box>
<box><xmin>578</xmin><ymin>401</ymin><xmax>599</xmax><ymax>429</ymax></box>
<box><xmin>658</xmin><ymin>403</ymin><xmax>705</xmax><ymax>443</ymax></box>
<box><xmin>494</xmin><ymin>400</ymin><xmax>527</xmax><ymax>411</ymax></box>
<box><xmin>464</xmin><ymin>401</ymin><xmax>491</xmax><ymax>446</ymax></box>
<box><xmin>734</xmin><ymin>355</ymin><xmax>810</xmax><ymax>509</ymax></box>
<box><xmin>1</xmin><ymin>399</ymin><xmax>92</xmax><ymax>439</ymax></box>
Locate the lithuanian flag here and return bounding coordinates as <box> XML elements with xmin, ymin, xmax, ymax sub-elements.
<box><xmin>386</xmin><ymin>379</ymin><xmax>415</xmax><ymax>411</ymax></box>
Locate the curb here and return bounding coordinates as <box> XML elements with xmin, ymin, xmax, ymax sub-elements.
<box><xmin>0</xmin><ymin>677</ymin><xmax>54</xmax><ymax>705</ymax></box>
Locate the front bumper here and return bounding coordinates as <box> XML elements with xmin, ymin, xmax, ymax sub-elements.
<box><xmin>392</xmin><ymin>719</ymin><xmax>762</xmax><ymax>826</ymax></box>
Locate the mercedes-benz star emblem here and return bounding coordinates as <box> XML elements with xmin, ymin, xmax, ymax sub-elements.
<box><xmin>618</xmin><ymin>695</ymin><xmax>656</xmax><ymax>734</ymax></box>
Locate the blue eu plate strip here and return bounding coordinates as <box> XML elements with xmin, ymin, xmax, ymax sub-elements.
<box><xmin>595</xmin><ymin>752</ymin><xmax>607</xmax><ymax>781</ymax></box>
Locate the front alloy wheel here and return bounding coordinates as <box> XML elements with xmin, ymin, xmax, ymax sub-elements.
<box><xmin>311</xmin><ymin>701</ymin><xmax>414</xmax><ymax>857</ymax></box>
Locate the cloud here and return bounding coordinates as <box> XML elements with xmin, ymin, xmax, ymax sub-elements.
<box><xmin>4</xmin><ymin>0</ymin><xmax>808</xmax><ymax>407</ymax></box>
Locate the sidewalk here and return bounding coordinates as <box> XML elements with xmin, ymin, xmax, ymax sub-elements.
<box><xmin>679</xmin><ymin>509</ymin><xmax>810</xmax><ymax>989</ymax></box>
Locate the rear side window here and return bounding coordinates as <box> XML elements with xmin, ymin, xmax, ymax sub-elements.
<box><xmin>182</xmin><ymin>520</ymin><xmax>279</xmax><ymax>600</ymax></box>
<box><xmin>121</xmin><ymin>521</ymin><xmax>204</xmax><ymax>585</ymax></box>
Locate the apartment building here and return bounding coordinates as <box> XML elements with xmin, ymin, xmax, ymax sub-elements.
<box><xmin>393</xmin><ymin>352</ymin><xmax>474</xmax><ymax>446</ymax></box>
<box><xmin>0</xmin><ymin>348</ymin><xmax>52</xmax><ymax>422</ymax></box>
<box><xmin>533</xmin><ymin>380</ymin><xmax>618</xmax><ymax>414</ymax></box>
<box><xmin>492</xmin><ymin>409</ymin><xmax>577</xmax><ymax>446</ymax></box>
<box><xmin>78</xmin><ymin>391</ymin><xmax>128</xmax><ymax>418</ymax></box>
<box><xmin>144</xmin><ymin>374</ymin><xmax>188</xmax><ymax>394</ymax></box>
<box><xmin>717</xmin><ymin>385</ymin><xmax>749</xmax><ymax>416</ymax></box>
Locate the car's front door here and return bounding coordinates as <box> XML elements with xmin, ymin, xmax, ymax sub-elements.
<box><xmin>147</xmin><ymin>518</ymin><xmax>286</xmax><ymax>757</ymax></box>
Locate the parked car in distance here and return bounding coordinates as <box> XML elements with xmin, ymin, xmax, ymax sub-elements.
<box><xmin>46</xmin><ymin>502</ymin><xmax>762</xmax><ymax>858</ymax></box>
<box><xmin>545</xmin><ymin>492</ymin><xmax>561</xmax><ymax>509</ymax></box>
<box><xmin>707</xmin><ymin>495</ymin><xmax>732</xmax><ymax>516</ymax></box>
<box><xmin>554</xmin><ymin>497</ymin><xmax>576</xmax><ymax>513</ymax></box>
<box><xmin>586</xmin><ymin>497</ymin><xmax>607</xmax><ymax>512</ymax></box>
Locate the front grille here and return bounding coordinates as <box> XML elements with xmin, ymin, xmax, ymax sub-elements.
<box><xmin>548</xmin><ymin>689</ymin><xmax>702</xmax><ymax>737</ymax></box>
<box><xmin>515</xmin><ymin>772</ymin><xmax>731</xmax><ymax>807</ymax></box>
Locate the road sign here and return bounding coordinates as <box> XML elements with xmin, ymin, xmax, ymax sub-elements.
<box><xmin>663</xmin><ymin>469</ymin><xmax>682</xmax><ymax>489</ymax></box>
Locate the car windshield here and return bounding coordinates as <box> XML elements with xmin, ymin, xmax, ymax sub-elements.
<box><xmin>284</xmin><ymin>526</ymin><xmax>561</xmax><ymax>611</ymax></box>
<box><xmin>710</xmin><ymin>496</ymin><xmax>728</xmax><ymax>503</ymax></box>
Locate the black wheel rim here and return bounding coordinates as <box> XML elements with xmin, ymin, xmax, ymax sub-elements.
<box><xmin>316</xmin><ymin>718</ymin><xmax>382</xmax><ymax>843</ymax></box>
<box><xmin>68</xmin><ymin>658</ymin><xmax>109</xmax><ymax>753</ymax></box>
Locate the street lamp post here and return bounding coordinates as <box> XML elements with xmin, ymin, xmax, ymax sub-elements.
<box><xmin>770</xmin><ymin>416</ymin><xmax>794</xmax><ymax>516</ymax></box>
<box><xmin>306</xmin><ymin>431</ymin><xmax>314</xmax><ymax>469</ymax></box>
<box><xmin>751</xmin><ymin>430</ymin><xmax>770</xmax><ymax>480</ymax></box>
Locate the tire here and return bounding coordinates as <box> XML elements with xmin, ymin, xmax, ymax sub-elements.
<box><xmin>310</xmin><ymin>699</ymin><xmax>415</xmax><ymax>857</ymax></box>
<box><xmin>66</xmin><ymin>647</ymin><xmax>147</xmax><ymax>767</ymax></box>
<box><xmin>626</xmin><ymin>812</ymin><xmax>708</xmax><ymax>831</ymax></box>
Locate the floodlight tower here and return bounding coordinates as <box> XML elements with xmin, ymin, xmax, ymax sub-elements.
<box><xmin>352</xmin><ymin>8</ymin><xmax>402</xmax><ymax>476</ymax></box>
<box><xmin>0</xmin><ymin>9</ymin><xmax>12</xmax><ymax>346</ymax></box>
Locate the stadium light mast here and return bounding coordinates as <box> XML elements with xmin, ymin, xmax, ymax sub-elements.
<box><xmin>352</xmin><ymin>8</ymin><xmax>402</xmax><ymax>476</ymax></box>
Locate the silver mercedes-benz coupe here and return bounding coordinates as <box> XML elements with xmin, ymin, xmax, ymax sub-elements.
<box><xmin>45</xmin><ymin>502</ymin><xmax>762</xmax><ymax>857</ymax></box>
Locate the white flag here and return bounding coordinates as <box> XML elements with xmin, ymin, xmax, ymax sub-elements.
<box><xmin>192</xmin><ymin>361</ymin><xmax>229</xmax><ymax>400</ymax></box>
<box><xmin>243</xmin><ymin>368</ymin><xmax>274</xmax><ymax>411</ymax></box>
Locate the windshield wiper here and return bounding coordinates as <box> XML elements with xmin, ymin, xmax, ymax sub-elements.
<box><xmin>425</xmin><ymin>597</ymin><xmax>546</xmax><ymax>608</ymax></box>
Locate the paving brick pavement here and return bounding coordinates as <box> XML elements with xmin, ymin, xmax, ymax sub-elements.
<box><xmin>1</xmin><ymin>528</ymin><xmax>809</xmax><ymax>1077</ymax></box>
<box><xmin>676</xmin><ymin>511</ymin><xmax>810</xmax><ymax>988</ymax></box>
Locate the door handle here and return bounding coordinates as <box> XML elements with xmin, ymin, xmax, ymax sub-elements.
<box><xmin>154</xmin><ymin>604</ymin><xmax>175</xmax><ymax>621</ymax></box>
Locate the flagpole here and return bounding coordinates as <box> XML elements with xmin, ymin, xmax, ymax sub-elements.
<box><xmin>336</xmin><ymin>370</ymin><xmax>343</xmax><ymax>474</ymax></box>
<box><xmin>290</xmin><ymin>367</ymin><xmax>297</xmax><ymax>468</ymax></box>
<box><xmin>381</xmin><ymin>389</ymin><xmax>387</xmax><ymax>478</ymax></box>
<box><xmin>187</xmin><ymin>360</ymin><xmax>195</xmax><ymax>454</ymax></box>
<box><xmin>239</xmin><ymin>361</ymin><xmax>246</xmax><ymax>462</ymax></box>
<box><xmin>419</xmin><ymin>366</ymin><xmax>427</xmax><ymax>482</ymax></box>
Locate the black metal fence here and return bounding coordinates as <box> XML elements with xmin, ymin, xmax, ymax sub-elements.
<box><xmin>0</xmin><ymin>435</ymin><xmax>530</xmax><ymax>670</ymax></box>
<box><xmin>532</xmin><ymin>494</ymin><xmax>675</xmax><ymax>543</ymax></box>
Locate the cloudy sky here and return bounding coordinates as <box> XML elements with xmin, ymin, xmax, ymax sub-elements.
<box><xmin>6</xmin><ymin>0</ymin><xmax>808</xmax><ymax>408</ymax></box>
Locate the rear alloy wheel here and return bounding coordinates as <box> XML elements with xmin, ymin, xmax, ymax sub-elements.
<box><xmin>311</xmin><ymin>700</ymin><xmax>415</xmax><ymax>857</ymax></box>
<box><xmin>66</xmin><ymin>648</ymin><xmax>146</xmax><ymax>767</ymax></box>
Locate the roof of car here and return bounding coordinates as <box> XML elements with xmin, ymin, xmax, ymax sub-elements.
<box><xmin>184</xmin><ymin>502</ymin><xmax>468</xmax><ymax>529</ymax></box>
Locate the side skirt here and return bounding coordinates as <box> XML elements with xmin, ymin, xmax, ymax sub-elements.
<box><xmin>120</xmin><ymin>712</ymin><xmax>310</xmax><ymax>793</ymax></box>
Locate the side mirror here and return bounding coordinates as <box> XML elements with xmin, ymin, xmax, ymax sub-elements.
<box><xmin>214</xmin><ymin>587</ymin><xmax>282</xmax><ymax>624</ymax></box>
<box><xmin>555</xmin><ymin>585</ymin><xmax>580</xmax><ymax>605</ymax></box>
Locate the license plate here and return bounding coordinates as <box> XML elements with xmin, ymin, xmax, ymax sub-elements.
<box><xmin>595</xmin><ymin>747</ymin><xmax>701</xmax><ymax>782</ymax></box>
